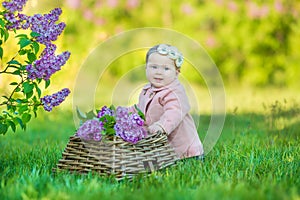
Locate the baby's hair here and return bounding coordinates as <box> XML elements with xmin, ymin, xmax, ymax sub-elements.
<box><xmin>145</xmin><ymin>44</ymin><xmax>160</xmax><ymax>63</ymax></box>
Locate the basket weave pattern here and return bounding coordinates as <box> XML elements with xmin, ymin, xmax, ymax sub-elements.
<box><xmin>54</xmin><ymin>132</ymin><xmax>179</xmax><ymax>180</ymax></box>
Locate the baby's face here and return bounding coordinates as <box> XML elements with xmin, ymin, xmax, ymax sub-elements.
<box><xmin>146</xmin><ymin>53</ymin><xmax>179</xmax><ymax>88</ymax></box>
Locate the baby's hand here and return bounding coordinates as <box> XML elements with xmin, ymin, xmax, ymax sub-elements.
<box><xmin>148</xmin><ymin>123</ymin><xmax>164</xmax><ymax>134</ymax></box>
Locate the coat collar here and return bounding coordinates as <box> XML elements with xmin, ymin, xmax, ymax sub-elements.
<box><xmin>142</xmin><ymin>79</ymin><xmax>180</xmax><ymax>92</ymax></box>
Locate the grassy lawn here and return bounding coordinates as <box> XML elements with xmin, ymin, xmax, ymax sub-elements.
<box><xmin>0</xmin><ymin>88</ymin><xmax>299</xmax><ymax>200</ymax></box>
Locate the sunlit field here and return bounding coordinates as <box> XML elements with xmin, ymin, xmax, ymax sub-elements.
<box><xmin>1</xmin><ymin>0</ymin><xmax>300</xmax><ymax>199</ymax></box>
<box><xmin>0</xmin><ymin>87</ymin><xmax>299</xmax><ymax>200</ymax></box>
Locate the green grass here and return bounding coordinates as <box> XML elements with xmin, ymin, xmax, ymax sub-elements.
<box><xmin>0</xmin><ymin>98</ymin><xmax>299</xmax><ymax>200</ymax></box>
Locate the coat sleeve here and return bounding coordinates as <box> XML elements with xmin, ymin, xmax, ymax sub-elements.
<box><xmin>156</xmin><ymin>89</ymin><xmax>190</xmax><ymax>135</ymax></box>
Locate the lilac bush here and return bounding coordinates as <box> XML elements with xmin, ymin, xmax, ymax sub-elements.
<box><xmin>0</xmin><ymin>0</ymin><xmax>71</xmax><ymax>135</ymax></box>
<box><xmin>40</xmin><ymin>88</ymin><xmax>71</xmax><ymax>112</ymax></box>
<box><xmin>2</xmin><ymin>0</ymin><xmax>27</xmax><ymax>12</ymax></box>
<box><xmin>26</xmin><ymin>44</ymin><xmax>71</xmax><ymax>80</ymax></box>
<box><xmin>77</xmin><ymin>105</ymin><xmax>147</xmax><ymax>144</ymax></box>
<box><xmin>29</xmin><ymin>8</ymin><xmax>66</xmax><ymax>45</ymax></box>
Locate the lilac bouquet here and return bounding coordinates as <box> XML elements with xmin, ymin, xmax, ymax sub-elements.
<box><xmin>76</xmin><ymin>105</ymin><xmax>148</xmax><ymax>144</ymax></box>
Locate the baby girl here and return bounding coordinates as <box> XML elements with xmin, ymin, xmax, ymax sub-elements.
<box><xmin>133</xmin><ymin>44</ymin><xmax>204</xmax><ymax>160</ymax></box>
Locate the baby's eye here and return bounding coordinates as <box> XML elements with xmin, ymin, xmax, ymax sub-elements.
<box><xmin>151</xmin><ymin>65</ymin><xmax>157</xmax><ymax>69</ymax></box>
<box><xmin>164</xmin><ymin>67</ymin><xmax>170</xmax><ymax>71</ymax></box>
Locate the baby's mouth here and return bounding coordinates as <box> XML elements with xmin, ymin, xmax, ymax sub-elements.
<box><xmin>154</xmin><ymin>78</ymin><xmax>163</xmax><ymax>82</ymax></box>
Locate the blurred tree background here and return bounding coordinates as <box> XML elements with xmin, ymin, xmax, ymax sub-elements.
<box><xmin>1</xmin><ymin>0</ymin><xmax>300</xmax><ymax>99</ymax></box>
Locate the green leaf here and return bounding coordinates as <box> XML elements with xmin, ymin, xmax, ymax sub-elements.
<box><xmin>32</xmin><ymin>41</ymin><xmax>39</xmax><ymax>54</ymax></box>
<box><xmin>0</xmin><ymin>123</ymin><xmax>8</xmax><ymax>135</ymax></box>
<box><xmin>19</xmin><ymin>49</ymin><xmax>28</xmax><ymax>55</ymax></box>
<box><xmin>7</xmin><ymin>120</ymin><xmax>16</xmax><ymax>132</ymax></box>
<box><xmin>134</xmin><ymin>104</ymin><xmax>145</xmax><ymax>120</ymax></box>
<box><xmin>0</xmin><ymin>19</ymin><xmax>5</xmax><ymax>28</ymax></box>
<box><xmin>2</xmin><ymin>111</ymin><xmax>11</xmax><ymax>116</ymax></box>
<box><xmin>33</xmin><ymin>110</ymin><xmax>37</xmax><ymax>118</ymax></box>
<box><xmin>15</xmin><ymin>117</ymin><xmax>24</xmax><ymax>130</ymax></box>
<box><xmin>15</xmin><ymin>87</ymin><xmax>21</xmax><ymax>92</ymax></box>
<box><xmin>4</xmin><ymin>30</ymin><xmax>9</xmax><ymax>41</ymax></box>
<box><xmin>7</xmin><ymin>104</ymin><xmax>16</xmax><ymax>112</ymax></box>
<box><xmin>10</xmin><ymin>82</ymin><xmax>18</xmax><ymax>86</ymax></box>
<box><xmin>19</xmin><ymin>38</ymin><xmax>31</xmax><ymax>49</ymax></box>
<box><xmin>37</xmin><ymin>78</ymin><xmax>42</xmax><ymax>84</ymax></box>
<box><xmin>45</xmin><ymin>79</ymin><xmax>50</xmax><ymax>89</ymax></box>
<box><xmin>0</xmin><ymin>28</ymin><xmax>4</xmax><ymax>38</ymax></box>
<box><xmin>34</xmin><ymin>83</ymin><xmax>41</xmax><ymax>98</ymax></box>
<box><xmin>76</xmin><ymin>107</ymin><xmax>97</xmax><ymax>123</ymax></box>
<box><xmin>86</xmin><ymin>110</ymin><xmax>96</xmax><ymax>119</ymax></box>
<box><xmin>32</xmin><ymin>96</ymin><xmax>37</xmax><ymax>103</ymax></box>
<box><xmin>105</xmin><ymin>127</ymin><xmax>116</xmax><ymax>136</ymax></box>
<box><xmin>19</xmin><ymin>105</ymin><xmax>28</xmax><ymax>114</ymax></box>
<box><xmin>22</xmin><ymin>113</ymin><xmax>31</xmax><ymax>123</ymax></box>
<box><xmin>0</xmin><ymin>46</ymin><xmax>3</xmax><ymax>59</ymax></box>
<box><xmin>8</xmin><ymin>60</ymin><xmax>21</xmax><ymax>66</ymax></box>
<box><xmin>76</xmin><ymin>106</ymin><xmax>87</xmax><ymax>119</ymax></box>
<box><xmin>2</xmin><ymin>95</ymin><xmax>9</xmax><ymax>100</ymax></box>
<box><xmin>20</xmin><ymin>65</ymin><xmax>26</xmax><ymax>70</ymax></box>
<box><xmin>12</xmin><ymin>69</ymin><xmax>20</xmax><ymax>75</ymax></box>
<box><xmin>27</xmin><ymin>52</ymin><xmax>36</xmax><ymax>63</ymax></box>
<box><xmin>25</xmin><ymin>91</ymin><xmax>33</xmax><ymax>99</ymax></box>
<box><xmin>109</xmin><ymin>105</ymin><xmax>116</xmax><ymax>111</ymax></box>
<box><xmin>16</xmin><ymin>34</ymin><xmax>28</xmax><ymax>38</ymax></box>
<box><xmin>0</xmin><ymin>28</ymin><xmax>9</xmax><ymax>41</ymax></box>
<box><xmin>30</xmin><ymin>32</ymin><xmax>40</xmax><ymax>38</ymax></box>
<box><xmin>23</xmin><ymin>82</ymin><xmax>34</xmax><ymax>94</ymax></box>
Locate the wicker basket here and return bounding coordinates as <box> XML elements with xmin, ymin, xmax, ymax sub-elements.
<box><xmin>53</xmin><ymin>132</ymin><xmax>179</xmax><ymax>180</ymax></box>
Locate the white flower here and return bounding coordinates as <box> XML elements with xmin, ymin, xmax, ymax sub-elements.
<box><xmin>175</xmin><ymin>56</ymin><xmax>184</xmax><ymax>67</ymax></box>
<box><xmin>156</xmin><ymin>44</ymin><xmax>184</xmax><ymax>68</ymax></box>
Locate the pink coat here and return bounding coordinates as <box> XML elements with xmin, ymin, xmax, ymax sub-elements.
<box><xmin>135</xmin><ymin>79</ymin><xmax>204</xmax><ymax>158</ymax></box>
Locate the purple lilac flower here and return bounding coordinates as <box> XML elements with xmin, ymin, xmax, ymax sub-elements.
<box><xmin>3</xmin><ymin>6</ymin><xmax>65</xmax><ymax>45</ymax></box>
<box><xmin>2</xmin><ymin>0</ymin><xmax>29</xmax><ymax>30</ymax></box>
<box><xmin>3</xmin><ymin>15</ymin><xmax>14</xmax><ymax>29</ymax></box>
<box><xmin>114</xmin><ymin>106</ymin><xmax>147</xmax><ymax>144</ymax></box>
<box><xmin>3</xmin><ymin>12</ymin><xmax>27</xmax><ymax>30</ymax></box>
<box><xmin>26</xmin><ymin>44</ymin><xmax>71</xmax><ymax>80</ymax></box>
<box><xmin>18</xmin><ymin>13</ymin><xmax>30</xmax><ymax>29</ymax></box>
<box><xmin>131</xmin><ymin>113</ymin><xmax>144</xmax><ymax>126</ymax></box>
<box><xmin>97</xmin><ymin>106</ymin><xmax>114</xmax><ymax>118</ymax></box>
<box><xmin>76</xmin><ymin>119</ymin><xmax>103</xmax><ymax>141</ymax></box>
<box><xmin>40</xmin><ymin>88</ymin><xmax>70</xmax><ymax>112</ymax></box>
<box><xmin>2</xmin><ymin>0</ymin><xmax>28</xmax><ymax>13</ymax></box>
<box><xmin>29</xmin><ymin>8</ymin><xmax>65</xmax><ymax>45</ymax></box>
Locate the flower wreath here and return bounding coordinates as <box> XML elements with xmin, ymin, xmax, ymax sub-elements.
<box><xmin>156</xmin><ymin>44</ymin><xmax>184</xmax><ymax>68</ymax></box>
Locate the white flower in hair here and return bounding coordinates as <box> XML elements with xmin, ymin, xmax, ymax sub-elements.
<box><xmin>157</xmin><ymin>44</ymin><xmax>169</xmax><ymax>55</ymax></box>
<box><xmin>156</xmin><ymin>44</ymin><xmax>184</xmax><ymax>68</ymax></box>
<box><xmin>168</xmin><ymin>49</ymin><xmax>178</xmax><ymax>59</ymax></box>
<box><xmin>175</xmin><ymin>55</ymin><xmax>184</xmax><ymax>67</ymax></box>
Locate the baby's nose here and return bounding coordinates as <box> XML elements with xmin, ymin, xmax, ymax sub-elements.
<box><xmin>156</xmin><ymin>67</ymin><xmax>164</xmax><ymax>74</ymax></box>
